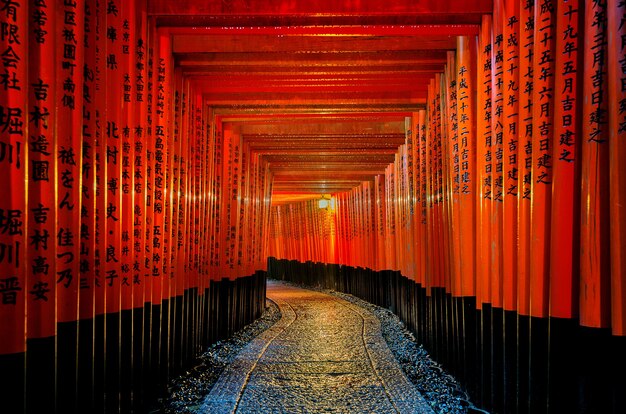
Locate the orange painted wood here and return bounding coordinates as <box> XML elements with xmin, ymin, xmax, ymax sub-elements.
<box><xmin>417</xmin><ymin>110</ymin><xmax>428</xmax><ymax>287</ymax></box>
<box><xmin>132</xmin><ymin>0</ymin><xmax>150</xmax><ymax>309</ymax></box>
<box><xmin>491</xmin><ymin>0</ymin><xmax>504</xmax><ymax>309</ymax></box>
<box><xmin>425</xmin><ymin>80</ymin><xmax>435</xmax><ymax>293</ymax></box>
<box><xmin>607</xmin><ymin>0</ymin><xmax>626</xmax><ymax>336</ymax></box>
<box><xmin>0</xmin><ymin>0</ymin><xmax>27</xmax><ymax>355</ymax></box>
<box><xmin>404</xmin><ymin>118</ymin><xmax>416</xmax><ymax>280</ymax></box>
<box><xmin>104</xmin><ymin>0</ymin><xmax>123</xmax><ymax>314</ymax></box>
<box><xmin>80</xmin><ymin>0</ymin><xmax>98</xmax><ymax>320</ymax></box>
<box><xmin>549</xmin><ymin>0</ymin><xmax>581</xmax><ymax>319</ymax></box>
<box><xmin>170</xmin><ymin>68</ymin><xmax>184</xmax><ymax>298</ymax></box>
<box><xmin>456</xmin><ymin>36</ymin><xmax>477</xmax><ymax>298</ymax></box>
<box><xmin>608</xmin><ymin>0</ymin><xmax>626</xmax><ymax>336</ymax></box>
<box><xmin>437</xmin><ymin>73</ymin><xmax>452</xmax><ymax>292</ymax></box>
<box><xmin>56</xmin><ymin>0</ymin><xmax>84</xmax><ymax>323</ymax></box>
<box><xmin>121</xmin><ymin>0</ymin><xmax>136</xmax><ymax>311</ymax></box>
<box><xmin>149</xmin><ymin>29</ymin><xmax>171</xmax><ymax>304</ymax></box>
<box><xmin>431</xmin><ymin>75</ymin><xmax>444</xmax><ymax>288</ymax></box>
<box><xmin>27</xmin><ymin>0</ymin><xmax>57</xmax><ymax>338</ymax></box>
<box><xmin>212</xmin><ymin>118</ymin><xmax>224</xmax><ymax>279</ymax></box>
<box><xmin>222</xmin><ymin>125</ymin><xmax>234</xmax><ymax>278</ymax></box>
<box><xmin>529</xmin><ymin>0</ymin><xmax>555</xmax><ymax>319</ymax></box>
<box><xmin>580</xmin><ymin>0</ymin><xmax>611</xmax><ymax>328</ymax></box>
<box><xmin>476</xmin><ymin>15</ymin><xmax>493</xmax><ymax>307</ymax></box>
<box><xmin>410</xmin><ymin>113</ymin><xmax>421</xmax><ymax>282</ymax></box>
<box><xmin>148</xmin><ymin>0</ymin><xmax>492</xmax><ymax>21</ymax></box>
<box><xmin>95</xmin><ymin>4</ymin><xmax>110</xmax><ymax>314</ymax></box>
<box><xmin>517</xmin><ymin>0</ymin><xmax>534</xmax><ymax>316</ymax></box>
<box><xmin>445</xmin><ymin>51</ymin><xmax>462</xmax><ymax>296</ymax></box>
<box><xmin>502</xmin><ymin>0</ymin><xmax>520</xmax><ymax>311</ymax></box>
<box><xmin>375</xmin><ymin>175</ymin><xmax>386</xmax><ymax>271</ymax></box>
<box><xmin>385</xmin><ymin>164</ymin><xmax>397</xmax><ymax>271</ymax></box>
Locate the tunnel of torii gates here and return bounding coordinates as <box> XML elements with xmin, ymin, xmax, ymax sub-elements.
<box><xmin>1</xmin><ymin>0</ymin><xmax>626</xmax><ymax>413</ymax></box>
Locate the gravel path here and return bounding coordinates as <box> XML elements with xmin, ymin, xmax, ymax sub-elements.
<box><xmin>158</xmin><ymin>280</ymin><xmax>483</xmax><ymax>413</ymax></box>
<box><xmin>202</xmin><ymin>281</ymin><xmax>434</xmax><ymax>413</ymax></box>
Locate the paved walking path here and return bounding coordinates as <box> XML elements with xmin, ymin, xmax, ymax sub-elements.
<box><xmin>202</xmin><ymin>281</ymin><xmax>434</xmax><ymax>413</ymax></box>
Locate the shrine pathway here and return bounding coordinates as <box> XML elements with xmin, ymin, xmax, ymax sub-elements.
<box><xmin>201</xmin><ymin>280</ymin><xmax>434</xmax><ymax>413</ymax></box>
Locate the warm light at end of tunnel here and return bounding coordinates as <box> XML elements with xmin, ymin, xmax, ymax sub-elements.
<box><xmin>318</xmin><ymin>195</ymin><xmax>336</xmax><ymax>212</ymax></box>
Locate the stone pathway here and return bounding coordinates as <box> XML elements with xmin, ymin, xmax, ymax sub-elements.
<box><xmin>201</xmin><ymin>281</ymin><xmax>435</xmax><ymax>413</ymax></box>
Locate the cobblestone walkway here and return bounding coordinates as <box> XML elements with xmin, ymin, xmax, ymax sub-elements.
<box><xmin>201</xmin><ymin>281</ymin><xmax>434</xmax><ymax>413</ymax></box>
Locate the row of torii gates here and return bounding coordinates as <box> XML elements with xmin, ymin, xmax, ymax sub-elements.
<box><xmin>0</xmin><ymin>0</ymin><xmax>625</xmax><ymax>413</ymax></box>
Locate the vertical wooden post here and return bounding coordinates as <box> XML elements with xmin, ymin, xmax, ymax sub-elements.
<box><xmin>608</xmin><ymin>0</ymin><xmax>626</xmax><ymax>338</ymax></box>
<box><xmin>25</xmin><ymin>0</ymin><xmax>56</xmax><ymax>410</ymax></box>
<box><xmin>0</xmin><ymin>1</ymin><xmax>28</xmax><ymax>412</ymax></box>
<box><xmin>580</xmin><ymin>0</ymin><xmax>611</xmax><ymax>330</ymax></box>
<box><xmin>56</xmin><ymin>1</ymin><xmax>84</xmax><ymax>411</ymax></box>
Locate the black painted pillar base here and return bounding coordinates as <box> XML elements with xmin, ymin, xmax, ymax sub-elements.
<box><xmin>57</xmin><ymin>320</ymin><xmax>79</xmax><ymax>414</ymax></box>
<box><xmin>504</xmin><ymin>309</ymin><xmax>518</xmax><ymax>414</ymax></box>
<box><xmin>132</xmin><ymin>306</ymin><xmax>145</xmax><ymax>412</ymax></box>
<box><xmin>120</xmin><ymin>308</ymin><xmax>134</xmax><ymax>412</ymax></box>
<box><xmin>0</xmin><ymin>352</ymin><xmax>24</xmax><ymax>414</ymax></box>
<box><xmin>78</xmin><ymin>318</ymin><xmax>95</xmax><ymax>412</ymax></box>
<box><xmin>529</xmin><ymin>316</ymin><xmax>549</xmax><ymax>414</ymax></box>
<box><xmin>480</xmin><ymin>303</ymin><xmax>492</xmax><ymax>411</ymax></box>
<box><xmin>26</xmin><ymin>336</ymin><xmax>55</xmax><ymax>414</ymax></box>
<box><xmin>491</xmin><ymin>306</ymin><xmax>504</xmax><ymax>413</ymax></box>
<box><xmin>94</xmin><ymin>313</ymin><xmax>106</xmax><ymax>414</ymax></box>
<box><xmin>105</xmin><ymin>312</ymin><xmax>121</xmax><ymax>414</ymax></box>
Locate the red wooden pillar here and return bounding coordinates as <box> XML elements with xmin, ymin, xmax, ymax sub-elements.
<box><xmin>501</xmin><ymin>1</ymin><xmax>521</xmax><ymax>410</ymax></box>
<box><xmin>434</xmin><ymin>75</ymin><xmax>445</xmax><ymax>290</ymax></box>
<box><xmin>56</xmin><ymin>1</ymin><xmax>84</xmax><ymax>411</ymax></box>
<box><xmin>375</xmin><ymin>175</ymin><xmax>386</xmax><ymax>271</ymax></box>
<box><xmin>547</xmin><ymin>3</ymin><xmax>582</xmax><ymax>412</ymax></box>
<box><xmin>92</xmin><ymin>0</ymin><xmax>109</xmax><ymax>408</ymax></box>
<box><xmin>104</xmin><ymin>0</ymin><xmax>125</xmax><ymax>408</ymax></box>
<box><xmin>130</xmin><ymin>0</ymin><xmax>149</xmax><ymax>406</ymax></box>
<box><xmin>529</xmin><ymin>0</ymin><xmax>555</xmax><ymax>321</ymax></box>
<box><xmin>529</xmin><ymin>0</ymin><xmax>556</xmax><ymax>411</ymax></box>
<box><xmin>402</xmin><ymin>117</ymin><xmax>416</xmax><ymax>281</ymax></box>
<box><xmin>502</xmin><ymin>0</ymin><xmax>520</xmax><ymax>314</ymax></box>
<box><xmin>456</xmin><ymin>37</ymin><xmax>476</xmax><ymax>299</ymax></box>
<box><xmin>385</xmin><ymin>165</ymin><xmax>396</xmax><ymax>272</ymax></box>
<box><xmin>119</xmin><ymin>0</ymin><xmax>137</xmax><ymax>407</ymax></box>
<box><xmin>517</xmin><ymin>0</ymin><xmax>534</xmax><ymax>321</ymax></box>
<box><xmin>0</xmin><ymin>0</ymin><xmax>27</xmax><ymax>411</ymax></box>
<box><xmin>475</xmin><ymin>15</ymin><xmax>493</xmax><ymax>409</ymax></box>
<box><xmin>476</xmin><ymin>15</ymin><xmax>493</xmax><ymax>312</ymax></box>
<box><xmin>580</xmin><ymin>0</ymin><xmax>611</xmax><ymax>330</ymax></box>
<box><xmin>149</xmin><ymin>27</ymin><xmax>171</xmax><ymax>389</ymax></box>
<box><xmin>435</xmin><ymin>75</ymin><xmax>451</xmax><ymax>293</ymax></box>
<box><xmin>212</xmin><ymin>119</ymin><xmax>223</xmax><ymax>280</ymax></box>
<box><xmin>455</xmin><ymin>34</ymin><xmax>478</xmax><ymax>398</ymax></box>
<box><xmin>77</xmin><ymin>0</ymin><xmax>99</xmax><ymax>409</ymax></box>
<box><xmin>491</xmin><ymin>0</ymin><xmax>504</xmax><ymax>314</ymax></box>
<box><xmin>445</xmin><ymin>53</ymin><xmax>461</xmax><ymax>297</ymax></box>
<box><xmin>550</xmin><ymin>0</ymin><xmax>581</xmax><ymax>320</ymax></box>
<box><xmin>417</xmin><ymin>111</ymin><xmax>428</xmax><ymax>288</ymax></box>
<box><xmin>517</xmin><ymin>17</ymin><xmax>535</xmax><ymax>412</ymax></box>
<box><xmin>410</xmin><ymin>112</ymin><xmax>421</xmax><ymax>283</ymax></box>
<box><xmin>608</xmin><ymin>0</ymin><xmax>626</xmax><ymax>337</ymax></box>
<box><xmin>25</xmin><ymin>0</ymin><xmax>56</xmax><ymax>410</ymax></box>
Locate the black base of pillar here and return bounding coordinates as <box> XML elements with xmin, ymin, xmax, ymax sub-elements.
<box><xmin>0</xmin><ymin>352</ymin><xmax>25</xmax><ymax>414</ymax></box>
<box><xmin>57</xmin><ymin>320</ymin><xmax>79</xmax><ymax>414</ymax></box>
<box><xmin>120</xmin><ymin>308</ymin><xmax>134</xmax><ymax>412</ymax></box>
<box><xmin>105</xmin><ymin>312</ymin><xmax>120</xmax><ymax>414</ymax></box>
<box><xmin>26</xmin><ymin>336</ymin><xmax>56</xmax><ymax>414</ymax></box>
<box><xmin>491</xmin><ymin>306</ymin><xmax>504</xmax><ymax>413</ymax></box>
